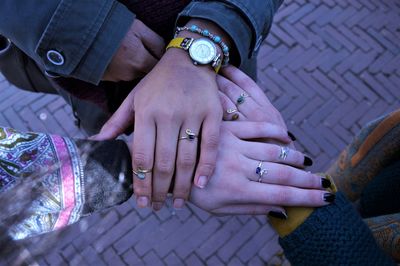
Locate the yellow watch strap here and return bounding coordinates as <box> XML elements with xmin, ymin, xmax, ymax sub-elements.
<box><xmin>166</xmin><ymin>37</ymin><xmax>187</xmax><ymax>50</ymax></box>
<box><xmin>166</xmin><ymin>37</ymin><xmax>221</xmax><ymax>73</ymax></box>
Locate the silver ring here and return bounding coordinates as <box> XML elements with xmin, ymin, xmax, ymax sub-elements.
<box><xmin>227</xmin><ymin>108</ymin><xmax>239</xmax><ymax>121</ymax></box>
<box><xmin>179</xmin><ymin>129</ymin><xmax>198</xmax><ymax>141</ymax></box>
<box><xmin>236</xmin><ymin>92</ymin><xmax>250</xmax><ymax>105</ymax></box>
<box><xmin>227</xmin><ymin>108</ymin><xmax>237</xmax><ymax>114</ymax></box>
<box><xmin>256</xmin><ymin>161</ymin><xmax>268</xmax><ymax>182</ymax></box>
<box><xmin>279</xmin><ymin>146</ymin><xmax>290</xmax><ymax>160</ymax></box>
<box><xmin>133</xmin><ymin>168</ymin><xmax>152</xmax><ymax>180</ymax></box>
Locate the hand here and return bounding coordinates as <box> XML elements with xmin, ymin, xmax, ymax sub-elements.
<box><xmin>190</xmin><ymin>122</ymin><xmax>332</xmax><ymax>215</ymax></box>
<box><xmin>218</xmin><ymin>65</ymin><xmax>287</xmax><ymax>129</ymax></box>
<box><xmin>218</xmin><ymin>65</ymin><xmax>313</xmax><ymax>167</ymax></box>
<box><xmin>95</xmin><ymin>48</ymin><xmax>223</xmax><ymax>210</ymax></box>
<box><xmin>102</xmin><ymin>19</ymin><xmax>165</xmax><ymax>82</ymax></box>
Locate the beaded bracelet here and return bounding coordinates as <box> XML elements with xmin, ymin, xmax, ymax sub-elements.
<box><xmin>175</xmin><ymin>25</ymin><xmax>230</xmax><ymax>66</ymax></box>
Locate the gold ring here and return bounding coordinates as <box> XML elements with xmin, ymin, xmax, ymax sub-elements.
<box><xmin>227</xmin><ymin>108</ymin><xmax>239</xmax><ymax>121</ymax></box>
<box><xmin>133</xmin><ymin>168</ymin><xmax>152</xmax><ymax>180</ymax></box>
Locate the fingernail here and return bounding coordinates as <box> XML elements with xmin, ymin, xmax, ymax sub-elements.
<box><xmin>152</xmin><ymin>201</ymin><xmax>164</xmax><ymax>211</ymax></box>
<box><xmin>304</xmin><ymin>156</ymin><xmax>313</xmax><ymax>166</ymax></box>
<box><xmin>196</xmin><ymin>176</ymin><xmax>208</xmax><ymax>188</ymax></box>
<box><xmin>173</xmin><ymin>198</ymin><xmax>185</xmax><ymax>209</ymax></box>
<box><xmin>268</xmin><ymin>211</ymin><xmax>288</xmax><ymax>220</ymax></box>
<box><xmin>321</xmin><ymin>178</ymin><xmax>331</xmax><ymax>188</ymax></box>
<box><xmin>137</xmin><ymin>196</ymin><xmax>149</xmax><ymax>208</ymax></box>
<box><xmin>323</xmin><ymin>193</ymin><xmax>336</xmax><ymax>203</ymax></box>
<box><xmin>287</xmin><ymin>131</ymin><xmax>296</xmax><ymax>141</ymax></box>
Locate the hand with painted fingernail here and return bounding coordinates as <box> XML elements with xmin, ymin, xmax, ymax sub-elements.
<box><xmin>190</xmin><ymin>121</ymin><xmax>334</xmax><ymax>216</ymax></box>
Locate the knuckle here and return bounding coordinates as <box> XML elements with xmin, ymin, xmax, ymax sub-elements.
<box><xmin>204</xmin><ymin>134</ymin><xmax>219</xmax><ymax>151</ymax></box>
<box><xmin>273</xmin><ymin>188</ymin><xmax>290</xmax><ymax>205</ymax></box>
<box><xmin>174</xmin><ymin>185</ymin><xmax>191</xmax><ymax>199</ymax></box>
<box><xmin>133</xmin><ymin>184</ymin><xmax>151</xmax><ymax>196</ymax></box>
<box><xmin>133</xmin><ymin>151</ymin><xmax>152</xmax><ymax>168</ymax></box>
<box><xmin>199</xmin><ymin>161</ymin><xmax>216</xmax><ymax>174</ymax></box>
<box><xmin>277</xmin><ymin>167</ymin><xmax>292</xmax><ymax>183</ymax></box>
<box><xmin>252</xmin><ymin>109</ymin><xmax>267</xmax><ymax>121</ymax></box>
<box><xmin>177</xmin><ymin>153</ymin><xmax>196</xmax><ymax>169</ymax></box>
<box><xmin>152</xmin><ymin>193</ymin><xmax>167</xmax><ymax>202</ymax></box>
<box><xmin>266</xmin><ymin>147</ymin><xmax>277</xmax><ymax>159</ymax></box>
<box><xmin>155</xmin><ymin>160</ymin><xmax>174</xmax><ymax>176</ymax></box>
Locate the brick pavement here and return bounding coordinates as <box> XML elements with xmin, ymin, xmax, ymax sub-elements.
<box><xmin>1</xmin><ymin>0</ymin><xmax>399</xmax><ymax>265</ymax></box>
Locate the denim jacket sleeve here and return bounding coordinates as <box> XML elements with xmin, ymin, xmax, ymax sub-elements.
<box><xmin>0</xmin><ymin>0</ymin><xmax>134</xmax><ymax>85</ymax></box>
<box><xmin>177</xmin><ymin>0</ymin><xmax>283</xmax><ymax>66</ymax></box>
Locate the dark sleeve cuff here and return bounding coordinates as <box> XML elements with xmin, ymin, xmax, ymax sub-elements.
<box><xmin>177</xmin><ymin>1</ymin><xmax>251</xmax><ymax>66</ymax></box>
<box><xmin>280</xmin><ymin>192</ymin><xmax>395</xmax><ymax>266</ymax></box>
<box><xmin>177</xmin><ymin>0</ymin><xmax>283</xmax><ymax>65</ymax></box>
<box><xmin>36</xmin><ymin>0</ymin><xmax>134</xmax><ymax>85</ymax></box>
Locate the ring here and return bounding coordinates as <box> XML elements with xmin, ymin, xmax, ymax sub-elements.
<box><xmin>236</xmin><ymin>92</ymin><xmax>250</xmax><ymax>105</ymax></box>
<box><xmin>227</xmin><ymin>108</ymin><xmax>239</xmax><ymax>121</ymax></box>
<box><xmin>133</xmin><ymin>168</ymin><xmax>152</xmax><ymax>180</ymax></box>
<box><xmin>256</xmin><ymin>161</ymin><xmax>268</xmax><ymax>182</ymax></box>
<box><xmin>279</xmin><ymin>146</ymin><xmax>290</xmax><ymax>160</ymax></box>
<box><xmin>179</xmin><ymin>129</ymin><xmax>198</xmax><ymax>141</ymax></box>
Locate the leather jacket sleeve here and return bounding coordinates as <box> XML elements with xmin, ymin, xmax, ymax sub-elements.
<box><xmin>0</xmin><ymin>0</ymin><xmax>134</xmax><ymax>85</ymax></box>
<box><xmin>177</xmin><ymin>0</ymin><xmax>283</xmax><ymax>66</ymax></box>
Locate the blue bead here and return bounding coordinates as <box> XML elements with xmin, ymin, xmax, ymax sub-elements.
<box><xmin>202</xmin><ymin>30</ymin><xmax>209</xmax><ymax>36</ymax></box>
<box><xmin>190</xmin><ymin>25</ymin><xmax>197</xmax><ymax>32</ymax></box>
<box><xmin>214</xmin><ymin>36</ymin><xmax>221</xmax><ymax>43</ymax></box>
<box><xmin>223</xmin><ymin>46</ymin><xmax>229</xmax><ymax>53</ymax></box>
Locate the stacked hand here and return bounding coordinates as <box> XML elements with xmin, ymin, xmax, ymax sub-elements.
<box><xmin>95</xmin><ymin>17</ymin><xmax>332</xmax><ymax>214</ymax></box>
<box><xmin>95</xmin><ymin>21</ymin><xmax>223</xmax><ymax>210</ymax></box>
<box><xmin>190</xmin><ymin>66</ymin><xmax>332</xmax><ymax>216</ymax></box>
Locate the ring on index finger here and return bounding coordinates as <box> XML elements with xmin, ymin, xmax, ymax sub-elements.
<box><xmin>133</xmin><ymin>168</ymin><xmax>152</xmax><ymax>180</ymax></box>
<box><xmin>179</xmin><ymin>129</ymin><xmax>198</xmax><ymax>141</ymax></box>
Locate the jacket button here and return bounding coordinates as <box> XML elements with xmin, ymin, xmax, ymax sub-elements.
<box><xmin>46</xmin><ymin>50</ymin><xmax>65</xmax><ymax>66</ymax></box>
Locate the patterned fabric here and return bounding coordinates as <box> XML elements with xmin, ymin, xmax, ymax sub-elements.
<box><xmin>326</xmin><ymin>109</ymin><xmax>400</xmax><ymax>201</ymax></box>
<box><xmin>366</xmin><ymin>213</ymin><xmax>400</xmax><ymax>261</ymax></box>
<box><xmin>0</xmin><ymin>127</ymin><xmax>85</xmax><ymax>240</ymax></box>
<box><xmin>326</xmin><ymin>109</ymin><xmax>400</xmax><ymax>262</ymax></box>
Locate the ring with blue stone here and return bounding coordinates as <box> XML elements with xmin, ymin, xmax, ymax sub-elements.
<box><xmin>237</xmin><ymin>92</ymin><xmax>250</xmax><ymax>105</ymax></box>
<box><xmin>179</xmin><ymin>129</ymin><xmax>198</xmax><ymax>141</ymax></box>
<box><xmin>133</xmin><ymin>168</ymin><xmax>152</xmax><ymax>180</ymax></box>
<box><xmin>256</xmin><ymin>161</ymin><xmax>268</xmax><ymax>182</ymax></box>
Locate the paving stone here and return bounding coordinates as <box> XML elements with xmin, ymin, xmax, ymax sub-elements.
<box><xmin>102</xmin><ymin>247</ymin><xmax>125</xmax><ymax>266</ymax></box>
<box><xmin>217</xmin><ymin>219</ymin><xmax>260</xmax><ymax>262</ymax></box>
<box><xmin>94</xmin><ymin>212</ymin><xmax>141</xmax><ymax>253</ymax></box>
<box><xmin>142</xmin><ymin>250</ymin><xmax>164</xmax><ymax>266</ymax></box>
<box><xmin>175</xmin><ymin>218</ymin><xmax>221</xmax><ymax>259</ymax></box>
<box><xmin>113</xmin><ymin>214</ymin><xmax>160</xmax><ymax>255</ymax></box>
<box><xmin>121</xmin><ymin>248</ymin><xmax>144</xmax><ymax>265</ymax></box>
<box><xmin>196</xmin><ymin>218</ymin><xmax>241</xmax><ymax>259</ymax></box>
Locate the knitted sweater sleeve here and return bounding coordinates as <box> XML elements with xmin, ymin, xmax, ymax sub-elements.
<box><xmin>279</xmin><ymin>192</ymin><xmax>395</xmax><ymax>266</ymax></box>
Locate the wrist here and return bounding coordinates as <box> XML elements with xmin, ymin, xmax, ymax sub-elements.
<box><xmin>162</xmin><ymin>48</ymin><xmax>216</xmax><ymax>76</ymax></box>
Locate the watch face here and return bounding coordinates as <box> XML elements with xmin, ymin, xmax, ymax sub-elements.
<box><xmin>189</xmin><ymin>38</ymin><xmax>217</xmax><ymax>64</ymax></box>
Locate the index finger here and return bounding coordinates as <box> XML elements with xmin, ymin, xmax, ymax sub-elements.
<box><xmin>91</xmin><ymin>91</ymin><xmax>136</xmax><ymax>140</ymax></box>
<box><xmin>193</xmin><ymin>114</ymin><xmax>222</xmax><ymax>188</ymax></box>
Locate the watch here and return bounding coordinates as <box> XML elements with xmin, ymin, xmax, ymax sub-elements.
<box><xmin>166</xmin><ymin>37</ymin><xmax>222</xmax><ymax>73</ymax></box>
